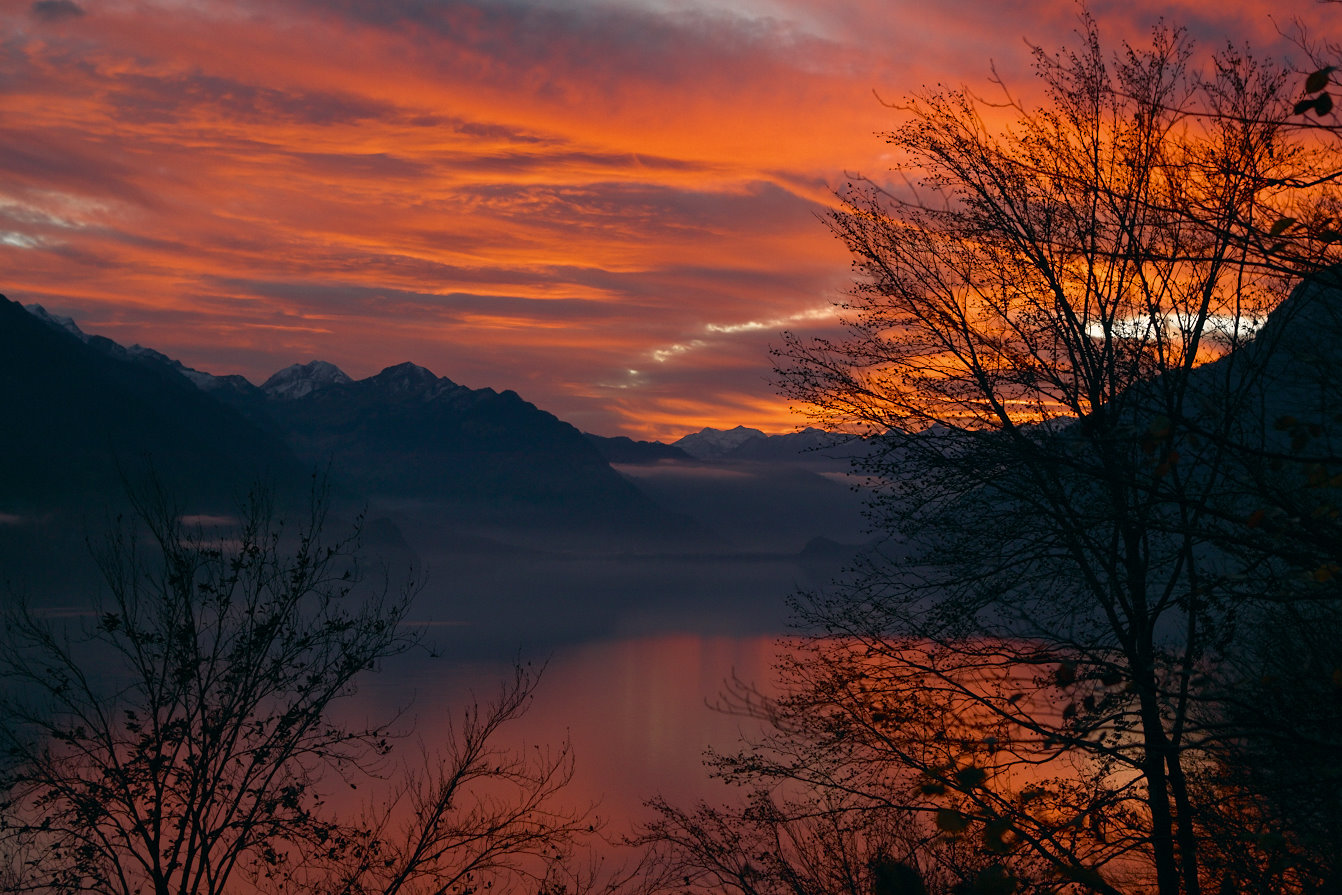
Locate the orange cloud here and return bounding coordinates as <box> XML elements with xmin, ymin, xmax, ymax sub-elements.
<box><xmin>0</xmin><ymin>0</ymin><xmax>1310</xmax><ymax>438</ymax></box>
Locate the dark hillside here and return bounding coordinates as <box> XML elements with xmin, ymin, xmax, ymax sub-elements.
<box><xmin>266</xmin><ymin>363</ymin><xmax>686</xmax><ymax>529</ymax></box>
<box><xmin>0</xmin><ymin>294</ymin><xmax>305</xmax><ymax>512</ymax></box>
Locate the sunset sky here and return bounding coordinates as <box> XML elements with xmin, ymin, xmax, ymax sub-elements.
<box><xmin>0</xmin><ymin>0</ymin><xmax>1314</xmax><ymax>438</ymax></box>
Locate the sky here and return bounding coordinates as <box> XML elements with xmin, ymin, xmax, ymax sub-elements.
<box><xmin>0</xmin><ymin>0</ymin><xmax>1317</xmax><ymax>439</ymax></box>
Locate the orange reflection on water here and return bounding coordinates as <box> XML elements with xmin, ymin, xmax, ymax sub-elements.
<box><xmin>353</xmin><ymin>633</ymin><xmax>785</xmax><ymax>841</ymax></box>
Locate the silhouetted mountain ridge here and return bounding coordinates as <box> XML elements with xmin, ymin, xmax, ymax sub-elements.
<box><xmin>674</xmin><ymin>425</ymin><xmax>868</xmax><ymax>463</ymax></box>
<box><xmin>9</xmin><ymin>300</ymin><xmax>685</xmax><ymax>532</ymax></box>
<box><xmin>268</xmin><ymin>360</ymin><xmax>671</xmax><ymax>526</ymax></box>
<box><xmin>584</xmin><ymin>434</ymin><xmax>692</xmax><ymax>464</ymax></box>
<box><xmin>0</xmin><ymin>296</ymin><xmax>305</xmax><ymax>510</ymax></box>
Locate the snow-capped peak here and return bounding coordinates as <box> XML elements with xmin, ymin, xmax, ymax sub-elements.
<box><xmin>261</xmin><ymin>360</ymin><xmax>352</xmax><ymax>399</ymax></box>
<box><xmin>25</xmin><ymin>304</ymin><xmax>90</xmax><ymax>341</ymax></box>
<box><xmin>675</xmin><ymin>425</ymin><xmax>766</xmax><ymax>452</ymax></box>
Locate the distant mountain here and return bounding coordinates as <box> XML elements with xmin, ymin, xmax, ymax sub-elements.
<box><xmin>0</xmin><ymin>295</ymin><xmax>305</xmax><ymax>511</ymax></box>
<box><xmin>10</xmin><ymin>301</ymin><xmax>689</xmax><ymax>532</ymax></box>
<box><xmin>263</xmin><ymin>361</ymin><xmax>678</xmax><ymax>527</ymax></box>
<box><xmin>25</xmin><ymin>304</ymin><xmax>264</xmax><ymax>400</ymax></box>
<box><xmin>674</xmin><ymin>425</ymin><xmax>766</xmax><ymax>459</ymax></box>
<box><xmin>673</xmin><ymin>425</ymin><xmax>866</xmax><ymax>463</ymax></box>
<box><xmin>7</xmin><ymin>300</ymin><xmax>876</xmax><ymax>543</ymax></box>
<box><xmin>584</xmin><ymin>433</ymin><xmax>691</xmax><ymax>464</ymax></box>
<box><xmin>261</xmin><ymin>360</ymin><xmax>352</xmax><ymax>399</ymax></box>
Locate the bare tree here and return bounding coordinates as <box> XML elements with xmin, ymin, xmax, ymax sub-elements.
<box><xmin>0</xmin><ymin>481</ymin><xmax>593</xmax><ymax>895</ymax></box>
<box><xmin>679</xmin><ymin>14</ymin><xmax>1342</xmax><ymax>895</ymax></box>
<box><xmin>320</xmin><ymin>663</ymin><xmax>592</xmax><ymax>895</ymax></box>
<box><xmin>634</xmin><ymin>778</ymin><xmax>1019</xmax><ymax>895</ymax></box>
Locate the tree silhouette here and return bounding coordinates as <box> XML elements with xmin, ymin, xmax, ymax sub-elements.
<box><xmin>0</xmin><ymin>480</ymin><xmax>593</xmax><ymax>895</ymax></box>
<box><xmin>643</xmin><ymin>15</ymin><xmax>1342</xmax><ymax>895</ymax></box>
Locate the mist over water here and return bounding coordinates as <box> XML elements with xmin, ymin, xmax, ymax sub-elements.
<box><xmin>0</xmin><ymin>456</ymin><xmax>871</xmax><ymax>848</ymax></box>
<box><xmin>348</xmin><ymin>459</ymin><xmax>870</xmax><ymax>833</ymax></box>
<box><xmin>377</xmin><ymin>458</ymin><xmax>870</xmax><ymax>652</ymax></box>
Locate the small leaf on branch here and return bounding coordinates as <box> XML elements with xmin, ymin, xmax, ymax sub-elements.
<box><xmin>1053</xmin><ymin>662</ymin><xmax>1076</xmax><ymax>687</ymax></box>
<box><xmin>984</xmin><ymin>819</ymin><xmax>1016</xmax><ymax>855</ymax></box>
<box><xmin>1306</xmin><ymin>66</ymin><xmax>1335</xmax><ymax>94</ymax></box>
<box><xmin>935</xmin><ymin>808</ymin><xmax>971</xmax><ymax>834</ymax></box>
<box><xmin>1294</xmin><ymin>93</ymin><xmax>1336</xmax><ymax>117</ymax></box>
<box><xmin>955</xmin><ymin>766</ymin><xmax>988</xmax><ymax>790</ymax></box>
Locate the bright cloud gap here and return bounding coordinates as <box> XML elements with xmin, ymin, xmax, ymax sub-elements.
<box><xmin>652</xmin><ymin>305</ymin><xmax>836</xmax><ymax>363</ymax></box>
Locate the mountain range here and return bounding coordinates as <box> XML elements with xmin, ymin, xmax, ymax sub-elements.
<box><xmin>2</xmin><ymin>298</ymin><xmax>304</xmax><ymax>510</ymax></box>
<box><xmin>1</xmin><ymin>296</ymin><xmax>857</xmax><ymax>533</ymax></box>
<box><xmin>0</xmin><ymin>295</ymin><xmax>890</xmax><ymax>656</ymax></box>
